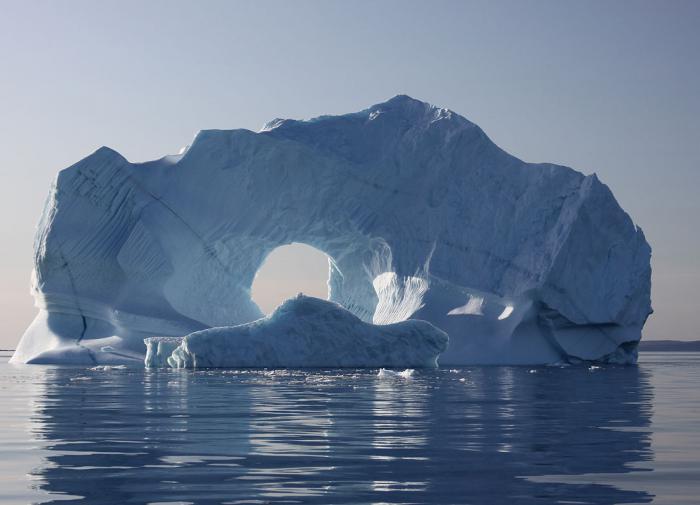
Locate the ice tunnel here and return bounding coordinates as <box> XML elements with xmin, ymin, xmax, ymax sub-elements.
<box><xmin>250</xmin><ymin>243</ymin><xmax>330</xmax><ymax>314</ymax></box>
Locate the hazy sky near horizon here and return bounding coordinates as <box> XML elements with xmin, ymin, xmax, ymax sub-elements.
<box><xmin>0</xmin><ymin>0</ymin><xmax>698</xmax><ymax>348</ymax></box>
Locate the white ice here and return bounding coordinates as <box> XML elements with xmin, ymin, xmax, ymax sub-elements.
<box><xmin>145</xmin><ymin>295</ymin><xmax>448</xmax><ymax>369</ymax></box>
<box><xmin>377</xmin><ymin>368</ymin><xmax>415</xmax><ymax>379</ymax></box>
<box><xmin>12</xmin><ymin>95</ymin><xmax>651</xmax><ymax>366</ymax></box>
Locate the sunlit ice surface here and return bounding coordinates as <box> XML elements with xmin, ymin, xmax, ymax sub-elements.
<box><xmin>1</xmin><ymin>352</ymin><xmax>699</xmax><ymax>504</ymax></box>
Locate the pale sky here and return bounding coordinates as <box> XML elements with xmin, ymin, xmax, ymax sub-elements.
<box><xmin>1</xmin><ymin>0</ymin><xmax>698</xmax><ymax>348</ymax></box>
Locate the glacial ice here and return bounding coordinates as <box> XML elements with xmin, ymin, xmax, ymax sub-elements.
<box><xmin>145</xmin><ymin>295</ymin><xmax>448</xmax><ymax>368</ymax></box>
<box><xmin>11</xmin><ymin>95</ymin><xmax>652</xmax><ymax>366</ymax></box>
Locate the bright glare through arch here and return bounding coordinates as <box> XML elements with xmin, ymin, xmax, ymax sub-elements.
<box><xmin>251</xmin><ymin>243</ymin><xmax>330</xmax><ymax>314</ymax></box>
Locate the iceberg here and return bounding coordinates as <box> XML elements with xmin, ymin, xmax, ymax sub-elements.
<box><xmin>145</xmin><ymin>295</ymin><xmax>448</xmax><ymax>368</ymax></box>
<box><xmin>11</xmin><ymin>95</ymin><xmax>652</xmax><ymax>366</ymax></box>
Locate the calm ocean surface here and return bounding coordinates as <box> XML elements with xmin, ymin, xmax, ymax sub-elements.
<box><xmin>0</xmin><ymin>352</ymin><xmax>698</xmax><ymax>505</ymax></box>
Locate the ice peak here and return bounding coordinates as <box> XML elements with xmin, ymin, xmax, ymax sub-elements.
<box><xmin>375</xmin><ymin>94</ymin><xmax>427</xmax><ymax>108</ymax></box>
<box><xmin>260</xmin><ymin>95</ymin><xmax>467</xmax><ymax>135</ymax></box>
<box><xmin>366</xmin><ymin>95</ymin><xmax>475</xmax><ymax>132</ymax></box>
<box><xmin>67</xmin><ymin>145</ymin><xmax>128</xmax><ymax>169</ymax></box>
<box><xmin>367</xmin><ymin>94</ymin><xmax>437</xmax><ymax>118</ymax></box>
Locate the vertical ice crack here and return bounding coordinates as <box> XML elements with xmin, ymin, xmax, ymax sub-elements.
<box><xmin>57</xmin><ymin>247</ymin><xmax>98</xmax><ymax>365</ymax></box>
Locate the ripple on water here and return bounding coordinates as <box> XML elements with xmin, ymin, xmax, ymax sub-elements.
<box><xmin>0</xmin><ymin>354</ymin><xmax>698</xmax><ymax>504</ymax></box>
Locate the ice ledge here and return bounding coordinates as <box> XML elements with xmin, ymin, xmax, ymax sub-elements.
<box><xmin>145</xmin><ymin>295</ymin><xmax>449</xmax><ymax>369</ymax></box>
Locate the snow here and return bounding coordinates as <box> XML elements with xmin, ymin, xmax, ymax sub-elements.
<box><xmin>145</xmin><ymin>295</ymin><xmax>448</xmax><ymax>368</ymax></box>
<box><xmin>12</xmin><ymin>95</ymin><xmax>652</xmax><ymax>366</ymax></box>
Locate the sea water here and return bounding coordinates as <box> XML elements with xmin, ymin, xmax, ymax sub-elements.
<box><xmin>0</xmin><ymin>352</ymin><xmax>698</xmax><ymax>504</ymax></box>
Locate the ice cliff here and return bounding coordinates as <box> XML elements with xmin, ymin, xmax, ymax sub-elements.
<box><xmin>11</xmin><ymin>95</ymin><xmax>652</xmax><ymax>366</ymax></box>
<box><xmin>145</xmin><ymin>295</ymin><xmax>448</xmax><ymax>368</ymax></box>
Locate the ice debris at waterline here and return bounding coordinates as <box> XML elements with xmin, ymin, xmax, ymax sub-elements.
<box><xmin>377</xmin><ymin>368</ymin><xmax>415</xmax><ymax>379</ymax></box>
<box><xmin>145</xmin><ymin>296</ymin><xmax>448</xmax><ymax>368</ymax></box>
<box><xmin>12</xmin><ymin>95</ymin><xmax>652</xmax><ymax>366</ymax></box>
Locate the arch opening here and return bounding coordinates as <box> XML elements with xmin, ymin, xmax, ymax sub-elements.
<box><xmin>251</xmin><ymin>243</ymin><xmax>331</xmax><ymax>315</ymax></box>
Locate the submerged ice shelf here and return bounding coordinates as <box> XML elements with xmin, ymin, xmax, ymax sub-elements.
<box><xmin>12</xmin><ymin>95</ymin><xmax>652</xmax><ymax>366</ymax></box>
<box><xmin>145</xmin><ymin>295</ymin><xmax>448</xmax><ymax>368</ymax></box>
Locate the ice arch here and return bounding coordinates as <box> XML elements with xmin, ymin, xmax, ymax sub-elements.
<box><xmin>12</xmin><ymin>95</ymin><xmax>652</xmax><ymax>365</ymax></box>
<box><xmin>251</xmin><ymin>243</ymin><xmax>331</xmax><ymax>314</ymax></box>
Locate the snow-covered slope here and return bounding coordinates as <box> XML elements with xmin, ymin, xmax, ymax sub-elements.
<box><xmin>145</xmin><ymin>295</ymin><xmax>448</xmax><ymax>368</ymax></box>
<box><xmin>12</xmin><ymin>95</ymin><xmax>652</xmax><ymax>365</ymax></box>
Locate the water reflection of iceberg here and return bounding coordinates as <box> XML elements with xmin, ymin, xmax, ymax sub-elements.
<box><xmin>29</xmin><ymin>365</ymin><xmax>653</xmax><ymax>504</ymax></box>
